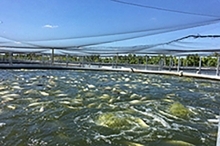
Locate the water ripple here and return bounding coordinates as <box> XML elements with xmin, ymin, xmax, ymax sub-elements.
<box><xmin>0</xmin><ymin>70</ymin><xmax>219</xmax><ymax>145</ymax></box>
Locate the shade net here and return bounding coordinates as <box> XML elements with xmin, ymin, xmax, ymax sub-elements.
<box><xmin>0</xmin><ymin>0</ymin><xmax>220</xmax><ymax>56</ymax></box>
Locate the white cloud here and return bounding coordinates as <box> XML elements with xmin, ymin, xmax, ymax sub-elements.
<box><xmin>14</xmin><ymin>41</ymin><xmax>21</xmax><ymax>44</ymax></box>
<box><xmin>43</xmin><ymin>24</ymin><xmax>58</xmax><ymax>29</ymax></box>
<box><xmin>151</xmin><ymin>17</ymin><xmax>157</xmax><ymax>21</ymax></box>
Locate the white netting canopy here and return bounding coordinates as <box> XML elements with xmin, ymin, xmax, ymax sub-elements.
<box><xmin>0</xmin><ymin>0</ymin><xmax>220</xmax><ymax>56</ymax></box>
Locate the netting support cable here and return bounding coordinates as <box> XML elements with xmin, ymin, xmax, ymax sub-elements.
<box><xmin>111</xmin><ymin>0</ymin><xmax>220</xmax><ymax>18</ymax></box>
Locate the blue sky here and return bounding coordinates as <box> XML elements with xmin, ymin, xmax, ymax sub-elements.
<box><xmin>0</xmin><ymin>0</ymin><xmax>220</xmax><ymax>54</ymax></box>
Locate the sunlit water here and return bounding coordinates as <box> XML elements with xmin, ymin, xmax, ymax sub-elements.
<box><xmin>0</xmin><ymin>70</ymin><xmax>219</xmax><ymax>146</ymax></box>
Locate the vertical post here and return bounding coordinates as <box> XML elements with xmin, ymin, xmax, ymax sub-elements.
<box><xmin>0</xmin><ymin>53</ymin><xmax>3</xmax><ymax>61</ymax></box>
<box><xmin>116</xmin><ymin>53</ymin><xmax>118</xmax><ymax>68</ymax></box>
<box><xmin>66</xmin><ymin>54</ymin><xmax>69</xmax><ymax>67</ymax></box>
<box><xmin>51</xmin><ymin>48</ymin><xmax>54</xmax><ymax>65</ymax></box>
<box><xmin>198</xmin><ymin>56</ymin><xmax>202</xmax><ymax>74</ymax></box>
<box><xmin>4</xmin><ymin>53</ymin><xmax>7</xmax><ymax>62</ymax></box>
<box><xmin>159</xmin><ymin>59</ymin><xmax>163</xmax><ymax>71</ymax></box>
<box><xmin>88</xmin><ymin>56</ymin><xmax>91</xmax><ymax>67</ymax></box>
<box><xmin>177</xmin><ymin>56</ymin><xmax>180</xmax><ymax>72</ymax></box>
<box><xmin>41</xmin><ymin>54</ymin><xmax>44</xmax><ymax>64</ymax></box>
<box><xmin>217</xmin><ymin>113</ymin><xmax>220</xmax><ymax>146</ymax></box>
<box><xmin>163</xmin><ymin>54</ymin><xmax>166</xmax><ymax>66</ymax></box>
<box><xmin>145</xmin><ymin>55</ymin><xmax>148</xmax><ymax>70</ymax></box>
<box><xmin>16</xmin><ymin>53</ymin><xmax>19</xmax><ymax>62</ymax></box>
<box><xmin>102</xmin><ymin>57</ymin><xmax>104</xmax><ymax>68</ymax></box>
<box><xmin>169</xmin><ymin>56</ymin><xmax>172</xmax><ymax>71</ymax></box>
<box><xmin>82</xmin><ymin>56</ymin><xmax>84</xmax><ymax>67</ymax></box>
<box><xmin>9</xmin><ymin>52</ymin><xmax>13</xmax><ymax>65</ymax></box>
<box><xmin>26</xmin><ymin>54</ymin><xmax>28</xmax><ymax>62</ymax></box>
<box><xmin>112</xmin><ymin>56</ymin><xmax>114</xmax><ymax>68</ymax></box>
<box><xmin>4</xmin><ymin>52</ymin><xmax>7</xmax><ymax>62</ymax></box>
<box><xmin>216</xmin><ymin>56</ymin><xmax>220</xmax><ymax>76</ymax></box>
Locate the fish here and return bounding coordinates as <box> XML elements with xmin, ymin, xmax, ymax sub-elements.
<box><xmin>99</xmin><ymin>94</ymin><xmax>110</xmax><ymax>99</ymax></box>
<box><xmin>0</xmin><ymin>91</ymin><xmax>10</xmax><ymax>95</ymax></box>
<box><xmin>24</xmin><ymin>89</ymin><xmax>38</xmax><ymax>95</ymax></box>
<box><xmin>7</xmin><ymin>105</ymin><xmax>16</xmax><ymax>110</ymax></box>
<box><xmin>39</xmin><ymin>106</ymin><xmax>44</xmax><ymax>112</ymax></box>
<box><xmin>164</xmin><ymin>140</ymin><xmax>195</xmax><ymax>146</ymax></box>
<box><xmin>56</xmin><ymin>93</ymin><xmax>68</xmax><ymax>97</ymax></box>
<box><xmin>87</xmin><ymin>84</ymin><xmax>95</xmax><ymax>88</ymax></box>
<box><xmin>129</xmin><ymin>100</ymin><xmax>141</xmax><ymax>105</ymax></box>
<box><xmin>12</xmin><ymin>86</ymin><xmax>23</xmax><ymax>90</ymax></box>
<box><xmin>28</xmin><ymin>101</ymin><xmax>50</xmax><ymax>107</ymax></box>
<box><xmin>59</xmin><ymin>101</ymin><xmax>71</xmax><ymax>105</ymax></box>
<box><xmin>40</xmin><ymin>91</ymin><xmax>49</xmax><ymax>96</ymax></box>
<box><xmin>122</xmin><ymin>141</ymin><xmax>145</xmax><ymax>146</ymax></box>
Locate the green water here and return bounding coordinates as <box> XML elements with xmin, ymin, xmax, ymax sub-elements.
<box><xmin>0</xmin><ymin>70</ymin><xmax>219</xmax><ymax>146</ymax></box>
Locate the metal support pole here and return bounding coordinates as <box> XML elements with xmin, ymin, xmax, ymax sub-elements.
<box><xmin>163</xmin><ymin>54</ymin><xmax>166</xmax><ymax>66</ymax></box>
<box><xmin>116</xmin><ymin>53</ymin><xmax>118</xmax><ymax>68</ymax></box>
<box><xmin>51</xmin><ymin>48</ymin><xmax>54</xmax><ymax>65</ymax></box>
<box><xmin>82</xmin><ymin>56</ymin><xmax>84</xmax><ymax>67</ymax></box>
<box><xmin>17</xmin><ymin>53</ymin><xmax>20</xmax><ymax>62</ymax></box>
<box><xmin>0</xmin><ymin>53</ymin><xmax>2</xmax><ymax>61</ymax></box>
<box><xmin>169</xmin><ymin>57</ymin><xmax>172</xmax><ymax>71</ymax></box>
<box><xmin>9</xmin><ymin>52</ymin><xmax>13</xmax><ymax>65</ymax></box>
<box><xmin>115</xmin><ymin>53</ymin><xmax>118</xmax><ymax>68</ymax></box>
<box><xmin>4</xmin><ymin>53</ymin><xmax>6</xmax><ymax>62</ymax></box>
<box><xmin>145</xmin><ymin>56</ymin><xmax>148</xmax><ymax>70</ymax></box>
<box><xmin>217</xmin><ymin>113</ymin><xmax>220</xmax><ymax>146</ymax></box>
<box><xmin>112</xmin><ymin>56</ymin><xmax>114</xmax><ymax>68</ymax></box>
<box><xmin>88</xmin><ymin>56</ymin><xmax>91</xmax><ymax>67</ymax></box>
<box><xmin>216</xmin><ymin>56</ymin><xmax>220</xmax><ymax>76</ymax></box>
<box><xmin>41</xmin><ymin>54</ymin><xmax>44</xmax><ymax>64</ymax></box>
<box><xmin>198</xmin><ymin>56</ymin><xmax>202</xmax><ymax>74</ymax></box>
<box><xmin>66</xmin><ymin>54</ymin><xmax>69</xmax><ymax>67</ymax></box>
<box><xmin>159</xmin><ymin>59</ymin><xmax>163</xmax><ymax>71</ymax></box>
<box><xmin>177</xmin><ymin>56</ymin><xmax>180</xmax><ymax>72</ymax></box>
<box><xmin>26</xmin><ymin>54</ymin><xmax>28</xmax><ymax>62</ymax></box>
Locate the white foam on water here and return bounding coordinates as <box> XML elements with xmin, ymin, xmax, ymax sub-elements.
<box><xmin>130</xmin><ymin>106</ymin><xmax>171</xmax><ymax>128</ymax></box>
<box><xmin>0</xmin><ymin>123</ymin><xmax>6</xmax><ymax>127</ymax></box>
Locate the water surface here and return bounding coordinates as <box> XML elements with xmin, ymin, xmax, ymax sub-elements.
<box><xmin>0</xmin><ymin>70</ymin><xmax>219</xmax><ymax>146</ymax></box>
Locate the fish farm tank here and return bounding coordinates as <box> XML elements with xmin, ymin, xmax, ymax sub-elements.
<box><xmin>1</xmin><ymin>0</ymin><xmax>220</xmax><ymax>145</ymax></box>
<box><xmin>0</xmin><ymin>69</ymin><xmax>219</xmax><ymax>146</ymax></box>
